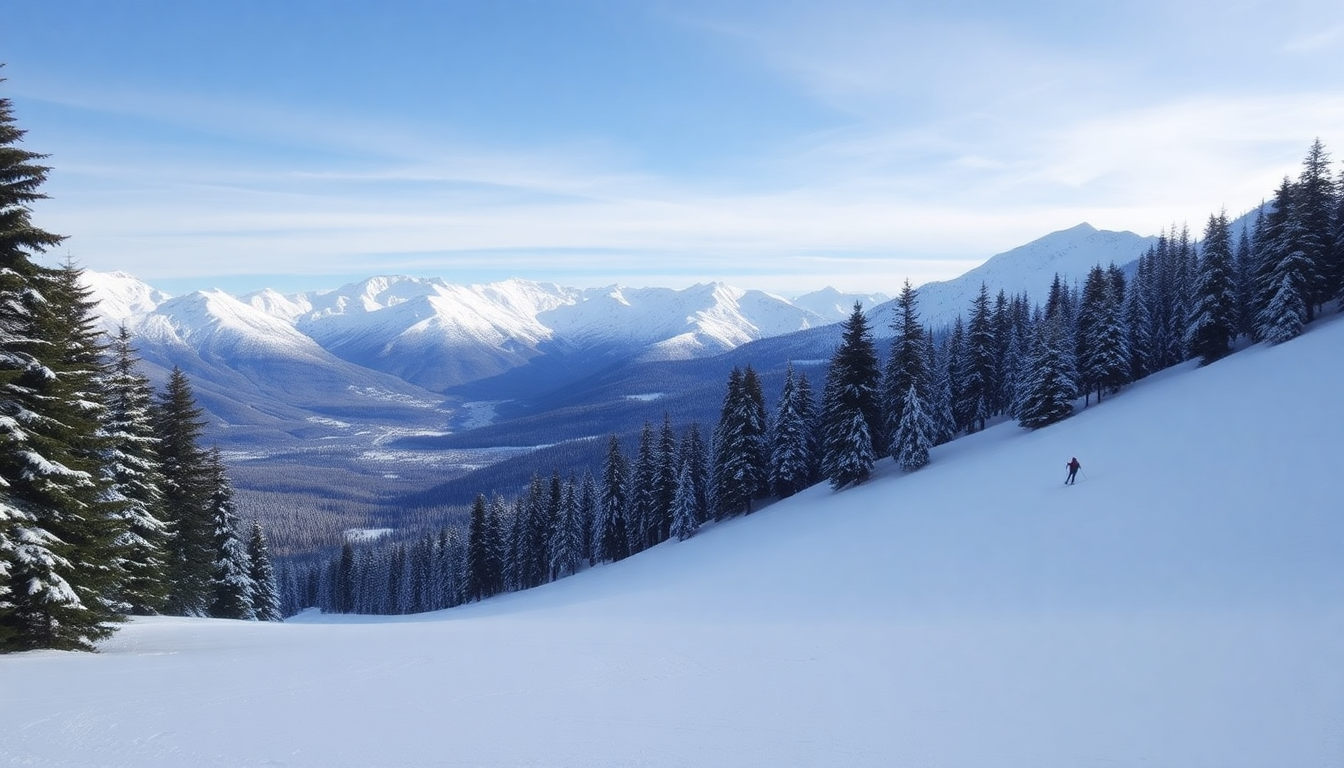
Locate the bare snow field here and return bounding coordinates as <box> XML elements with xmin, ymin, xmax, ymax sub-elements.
<box><xmin>3</xmin><ymin>318</ymin><xmax>1343</xmax><ymax>767</ymax></box>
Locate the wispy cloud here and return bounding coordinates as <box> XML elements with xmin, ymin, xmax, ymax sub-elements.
<box><xmin>17</xmin><ymin>1</ymin><xmax>1344</xmax><ymax>297</ymax></box>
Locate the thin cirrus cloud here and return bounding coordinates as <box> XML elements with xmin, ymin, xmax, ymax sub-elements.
<box><xmin>10</xmin><ymin>0</ymin><xmax>1344</xmax><ymax>297</ymax></box>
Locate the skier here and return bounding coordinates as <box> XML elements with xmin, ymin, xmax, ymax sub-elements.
<box><xmin>1065</xmin><ymin>457</ymin><xmax>1081</xmax><ymax>485</ymax></box>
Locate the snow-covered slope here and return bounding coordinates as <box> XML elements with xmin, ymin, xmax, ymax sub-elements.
<box><xmin>5</xmin><ymin>315</ymin><xmax>1340</xmax><ymax>768</ymax></box>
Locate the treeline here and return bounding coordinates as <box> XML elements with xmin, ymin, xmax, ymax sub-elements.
<box><xmin>0</xmin><ymin>86</ymin><xmax>281</xmax><ymax>652</ymax></box>
<box><xmin>299</xmin><ymin>138</ymin><xmax>1344</xmax><ymax>616</ymax></box>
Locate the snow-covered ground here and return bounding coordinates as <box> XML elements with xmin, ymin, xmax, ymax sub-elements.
<box><xmin>4</xmin><ymin>319</ymin><xmax>1343</xmax><ymax>768</ymax></box>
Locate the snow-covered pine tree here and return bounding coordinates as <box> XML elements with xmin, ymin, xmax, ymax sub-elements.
<box><xmin>1233</xmin><ymin>220</ymin><xmax>1257</xmax><ymax>339</ymax></box>
<box><xmin>205</xmin><ymin>448</ymin><xmax>254</xmax><ymax>620</ymax></box>
<box><xmin>100</xmin><ymin>325</ymin><xmax>170</xmax><ymax>615</ymax></box>
<box><xmin>943</xmin><ymin>316</ymin><xmax>967</xmax><ymax>435</ymax></box>
<box><xmin>881</xmin><ymin>280</ymin><xmax>929</xmax><ymax>455</ymax></box>
<box><xmin>768</xmin><ymin>363</ymin><xmax>815</xmax><ymax>498</ymax></box>
<box><xmin>549</xmin><ymin>475</ymin><xmax>583</xmax><ymax>580</ymax></box>
<box><xmin>465</xmin><ymin>493</ymin><xmax>492</xmax><ymax>602</ymax></box>
<box><xmin>652</xmin><ymin>414</ymin><xmax>678</xmax><ymax>543</ymax></box>
<box><xmin>892</xmin><ymin>384</ymin><xmax>934</xmax><ymax>471</ymax></box>
<box><xmin>1251</xmin><ymin>180</ymin><xmax>1294</xmax><ymax>341</ymax></box>
<box><xmin>0</xmin><ymin>101</ymin><xmax>126</xmax><ymax>649</ymax></box>
<box><xmin>629</xmin><ymin>420</ymin><xmax>657</xmax><ymax>552</ymax></box>
<box><xmin>1293</xmin><ymin>139</ymin><xmax>1337</xmax><ymax>316</ymax></box>
<box><xmin>740</xmin><ymin>365</ymin><xmax>770</xmax><ymax>506</ymax></box>
<box><xmin>711</xmin><ymin>366</ymin><xmax>768</xmax><ymax>516</ymax></box>
<box><xmin>1185</xmin><ymin>211</ymin><xmax>1239</xmax><ymax>365</ymax></box>
<box><xmin>596</xmin><ymin>435</ymin><xmax>630</xmax><ymax>563</ymax></box>
<box><xmin>155</xmin><ymin>366</ymin><xmax>215</xmax><ymax>616</ymax></box>
<box><xmin>669</xmin><ymin>459</ymin><xmax>698</xmax><ymax>542</ymax></box>
<box><xmin>927</xmin><ymin>328</ymin><xmax>956</xmax><ymax>445</ymax></box>
<box><xmin>1334</xmin><ymin>166</ymin><xmax>1344</xmax><ymax>308</ymax></box>
<box><xmin>954</xmin><ymin>284</ymin><xmax>996</xmax><ymax>432</ymax></box>
<box><xmin>577</xmin><ymin>470</ymin><xmax>598</xmax><ymax>566</ymax></box>
<box><xmin>819</xmin><ymin>303</ymin><xmax>882</xmax><ymax>489</ymax></box>
<box><xmin>675</xmin><ymin>422</ymin><xmax>709</xmax><ymax>525</ymax></box>
<box><xmin>486</xmin><ymin>494</ymin><xmax>507</xmax><ymax>595</ymax></box>
<box><xmin>1017</xmin><ymin>316</ymin><xmax>1078</xmax><ymax>430</ymax></box>
<box><xmin>1258</xmin><ymin>195</ymin><xmax>1315</xmax><ymax>345</ymax></box>
<box><xmin>244</xmin><ymin>523</ymin><xmax>283</xmax><ymax>622</ymax></box>
<box><xmin>1077</xmin><ymin>264</ymin><xmax>1131</xmax><ymax>400</ymax></box>
<box><xmin>1124</xmin><ymin>253</ymin><xmax>1154</xmax><ymax>382</ymax></box>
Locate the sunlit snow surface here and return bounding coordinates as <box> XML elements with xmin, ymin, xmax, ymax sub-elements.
<box><xmin>4</xmin><ymin>319</ymin><xmax>1343</xmax><ymax>768</ymax></box>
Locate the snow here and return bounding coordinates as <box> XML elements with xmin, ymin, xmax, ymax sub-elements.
<box><xmin>3</xmin><ymin>318</ymin><xmax>1343</xmax><ymax>767</ymax></box>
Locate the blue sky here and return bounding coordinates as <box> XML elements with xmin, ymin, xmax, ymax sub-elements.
<box><xmin>4</xmin><ymin>0</ymin><xmax>1342</xmax><ymax>297</ymax></box>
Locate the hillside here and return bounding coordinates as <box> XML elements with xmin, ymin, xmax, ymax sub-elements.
<box><xmin>3</xmin><ymin>313</ymin><xmax>1340</xmax><ymax>767</ymax></box>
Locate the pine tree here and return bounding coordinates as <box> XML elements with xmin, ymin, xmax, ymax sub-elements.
<box><xmin>1233</xmin><ymin>221</ymin><xmax>1257</xmax><ymax>339</ymax></box>
<box><xmin>768</xmin><ymin>363</ymin><xmax>816</xmax><ymax>498</ymax></box>
<box><xmin>100</xmin><ymin>325</ymin><xmax>169</xmax><ymax>615</ymax></box>
<box><xmin>669</xmin><ymin>459</ymin><xmax>698</xmax><ymax>542</ymax></box>
<box><xmin>486</xmin><ymin>494</ymin><xmax>507</xmax><ymax>595</ymax></box>
<box><xmin>0</xmin><ymin>95</ymin><xmax>128</xmax><ymax>649</ymax></box>
<box><xmin>629</xmin><ymin>421</ymin><xmax>657</xmax><ymax>552</ymax></box>
<box><xmin>206</xmin><ymin>448</ymin><xmax>254</xmax><ymax>620</ymax></box>
<box><xmin>577</xmin><ymin>470</ymin><xmax>598</xmax><ymax>566</ymax></box>
<box><xmin>1258</xmin><ymin>194</ymin><xmax>1315</xmax><ymax>344</ymax></box>
<box><xmin>927</xmin><ymin>329</ymin><xmax>956</xmax><ymax>444</ymax></box>
<box><xmin>596</xmin><ymin>435</ymin><xmax>630</xmax><ymax>563</ymax></box>
<box><xmin>549</xmin><ymin>475</ymin><xmax>583</xmax><ymax>579</ymax></box>
<box><xmin>711</xmin><ymin>366</ymin><xmax>768</xmax><ymax>516</ymax></box>
<box><xmin>1185</xmin><ymin>211</ymin><xmax>1239</xmax><ymax>365</ymax></box>
<box><xmin>652</xmin><ymin>414</ymin><xmax>678</xmax><ymax>543</ymax></box>
<box><xmin>881</xmin><ymin>280</ymin><xmax>929</xmax><ymax>454</ymax></box>
<box><xmin>892</xmin><ymin>384</ymin><xmax>934</xmax><ymax>471</ymax></box>
<box><xmin>1017</xmin><ymin>317</ymin><xmax>1078</xmax><ymax>430</ymax></box>
<box><xmin>465</xmin><ymin>493</ymin><xmax>492</xmax><ymax>602</ymax></box>
<box><xmin>1252</xmin><ymin>180</ymin><xmax>1295</xmax><ymax>340</ymax></box>
<box><xmin>819</xmin><ymin>303</ymin><xmax>882</xmax><ymax>489</ymax></box>
<box><xmin>676</xmin><ymin>422</ymin><xmax>710</xmax><ymax>525</ymax></box>
<box><xmin>954</xmin><ymin>284</ymin><xmax>996</xmax><ymax>431</ymax></box>
<box><xmin>155</xmin><ymin>367</ymin><xmax>214</xmax><ymax>616</ymax></box>
<box><xmin>1294</xmin><ymin>139</ymin><xmax>1337</xmax><ymax>316</ymax></box>
<box><xmin>246</xmin><ymin>521</ymin><xmax>282</xmax><ymax>621</ymax></box>
<box><xmin>1077</xmin><ymin>264</ymin><xmax>1131</xmax><ymax>399</ymax></box>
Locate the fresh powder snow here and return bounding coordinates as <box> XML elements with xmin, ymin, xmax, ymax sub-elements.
<box><xmin>2</xmin><ymin>317</ymin><xmax>1341</xmax><ymax>768</ymax></box>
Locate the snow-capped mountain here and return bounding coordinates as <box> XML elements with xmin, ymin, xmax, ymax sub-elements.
<box><xmin>84</xmin><ymin>272</ymin><xmax>872</xmax><ymax>394</ymax></box>
<box><xmin>869</xmin><ymin>223</ymin><xmax>1156</xmax><ymax>334</ymax></box>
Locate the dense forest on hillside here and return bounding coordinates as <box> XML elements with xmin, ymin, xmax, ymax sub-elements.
<box><xmin>288</xmin><ymin>139</ymin><xmax>1344</xmax><ymax>618</ymax></box>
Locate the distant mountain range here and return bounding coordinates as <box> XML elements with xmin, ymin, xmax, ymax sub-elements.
<box><xmin>82</xmin><ymin>222</ymin><xmax>1156</xmax><ymax>517</ymax></box>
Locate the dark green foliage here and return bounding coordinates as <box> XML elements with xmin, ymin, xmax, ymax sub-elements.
<box><xmin>1017</xmin><ymin>317</ymin><xmax>1078</xmax><ymax>430</ymax></box>
<box><xmin>819</xmin><ymin>303</ymin><xmax>882</xmax><ymax>489</ymax></box>
<box><xmin>768</xmin><ymin>363</ymin><xmax>817</xmax><ymax>498</ymax></box>
<box><xmin>1185</xmin><ymin>212</ymin><xmax>1239</xmax><ymax>365</ymax></box>
<box><xmin>892</xmin><ymin>384</ymin><xmax>933</xmax><ymax>471</ymax></box>
<box><xmin>0</xmin><ymin>85</ymin><xmax>128</xmax><ymax>650</ymax></box>
<box><xmin>155</xmin><ymin>367</ymin><xmax>215</xmax><ymax>616</ymax></box>
<box><xmin>1077</xmin><ymin>264</ymin><xmax>1131</xmax><ymax>399</ymax></box>
<box><xmin>246</xmin><ymin>522</ymin><xmax>283</xmax><ymax>622</ymax></box>
<box><xmin>954</xmin><ymin>284</ymin><xmax>996</xmax><ymax>432</ymax></box>
<box><xmin>101</xmin><ymin>326</ymin><xmax>170</xmax><ymax>615</ymax></box>
<box><xmin>207</xmin><ymin>448</ymin><xmax>254</xmax><ymax>620</ymax></box>
<box><xmin>596</xmin><ymin>435</ymin><xmax>630</xmax><ymax>563</ymax></box>
<box><xmin>711</xmin><ymin>365</ymin><xmax>768</xmax><ymax>516</ymax></box>
<box><xmin>881</xmin><ymin>280</ymin><xmax>929</xmax><ymax>453</ymax></box>
<box><xmin>465</xmin><ymin>493</ymin><xmax>493</xmax><ymax>602</ymax></box>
